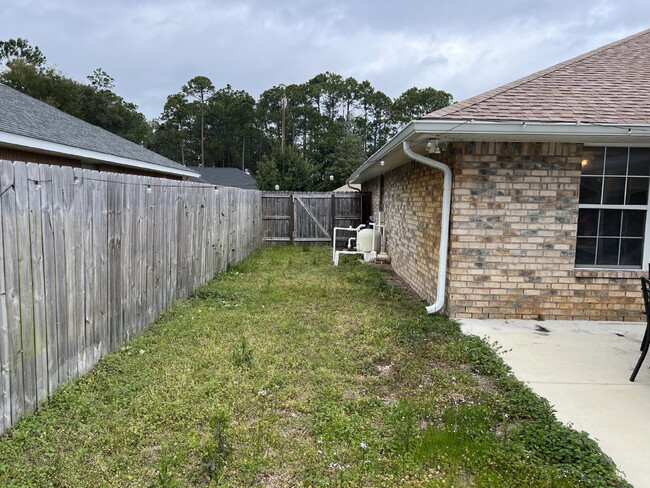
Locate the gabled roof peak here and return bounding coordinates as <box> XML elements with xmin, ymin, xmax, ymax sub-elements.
<box><xmin>426</xmin><ymin>29</ymin><xmax>650</xmax><ymax>124</ymax></box>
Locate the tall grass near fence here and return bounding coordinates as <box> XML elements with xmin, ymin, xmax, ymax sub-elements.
<box><xmin>0</xmin><ymin>160</ymin><xmax>262</xmax><ymax>434</ymax></box>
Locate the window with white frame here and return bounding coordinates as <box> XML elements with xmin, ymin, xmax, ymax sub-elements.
<box><xmin>576</xmin><ymin>147</ymin><xmax>650</xmax><ymax>268</ymax></box>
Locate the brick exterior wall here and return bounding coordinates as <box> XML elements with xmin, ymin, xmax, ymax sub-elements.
<box><xmin>362</xmin><ymin>141</ymin><xmax>645</xmax><ymax>321</ymax></box>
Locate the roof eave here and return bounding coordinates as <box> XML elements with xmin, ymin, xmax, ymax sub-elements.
<box><xmin>348</xmin><ymin>119</ymin><xmax>650</xmax><ymax>184</ymax></box>
<box><xmin>0</xmin><ymin>130</ymin><xmax>200</xmax><ymax>179</ymax></box>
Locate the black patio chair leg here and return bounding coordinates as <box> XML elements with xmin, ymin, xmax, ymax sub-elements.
<box><xmin>641</xmin><ymin>327</ymin><xmax>649</xmax><ymax>352</ymax></box>
<box><xmin>630</xmin><ymin>341</ymin><xmax>649</xmax><ymax>382</ymax></box>
<box><xmin>631</xmin><ymin>276</ymin><xmax>650</xmax><ymax>382</ymax></box>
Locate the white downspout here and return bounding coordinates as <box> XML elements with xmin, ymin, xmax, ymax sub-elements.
<box><xmin>402</xmin><ymin>139</ymin><xmax>452</xmax><ymax>314</ymax></box>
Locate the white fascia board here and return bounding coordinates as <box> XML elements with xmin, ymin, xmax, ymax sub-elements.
<box><xmin>0</xmin><ymin>130</ymin><xmax>200</xmax><ymax>179</ymax></box>
<box><xmin>347</xmin><ymin>122</ymin><xmax>416</xmax><ymax>183</ymax></box>
<box><xmin>412</xmin><ymin>119</ymin><xmax>650</xmax><ymax>140</ymax></box>
<box><xmin>348</xmin><ymin>119</ymin><xmax>650</xmax><ymax>184</ymax></box>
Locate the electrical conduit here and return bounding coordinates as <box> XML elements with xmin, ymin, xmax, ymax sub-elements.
<box><xmin>402</xmin><ymin>140</ymin><xmax>452</xmax><ymax>314</ymax></box>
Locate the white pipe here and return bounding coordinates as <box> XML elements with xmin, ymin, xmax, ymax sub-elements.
<box><xmin>333</xmin><ymin>225</ymin><xmax>365</xmax><ymax>265</ymax></box>
<box><xmin>402</xmin><ymin>140</ymin><xmax>452</xmax><ymax>314</ymax></box>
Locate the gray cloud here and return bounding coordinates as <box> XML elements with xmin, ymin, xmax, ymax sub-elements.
<box><xmin>2</xmin><ymin>0</ymin><xmax>649</xmax><ymax>119</ymax></box>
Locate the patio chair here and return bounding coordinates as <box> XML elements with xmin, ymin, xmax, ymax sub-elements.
<box><xmin>630</xmin><ymin>276</ymin><xmax>650</xmax><ymax>382</ymax></box>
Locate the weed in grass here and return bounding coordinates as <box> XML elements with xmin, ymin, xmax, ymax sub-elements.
<box><xmin>264</xmin><ymin>275</ymin><xmax>274</xmax><ymax>290</ymax></box>
<box><xmin>386</xmin><ymin>400</ymin><xmax>419</xmax><ymax>455</ymax></box>
<box><xmin>445</xmin><ymin>335</ymin><xmax>511</xmax><ymax>377</ymax></box>
<box><xmin>508</xmin><ymin>419</ymin><xmax>626</xmax><ymax>488</ymax></box>
<box><xmin>499</xmin><ymin>375</ymin><xmax>556</xmax><ymax>421</ymax></box>
<box><xmin>232</xmin><ymin>336</ymin><xmax>254</xmax><ymax>369</ymax></box>
<box><xmin>150</xmin><ymin>446</ymin><xmax>180</xmax><ymax>488</ymax></box>
<box><xmin>414</xmin><ymin>404</ymin><xmax>496</xmax><ymax>472</ymax></box>
<box><xmin>204</xmin><ymin>409</ymin><xmax>232</xmax><ymax>480</ymax></box>
<box><xmin>227</xmin><ymin>256</ymin><xmax>257</xmax><ymax>274</ymax></box>
<box><xmin>189</xmin><ymin>287</ymin><xmax>236</xmax><ymax>301</ymax></box>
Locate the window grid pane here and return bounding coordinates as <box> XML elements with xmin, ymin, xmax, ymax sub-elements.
<box><xmin>577</xmin><ymin>146</ymin><xmax>649</xmax><ymax>269</ymax></box>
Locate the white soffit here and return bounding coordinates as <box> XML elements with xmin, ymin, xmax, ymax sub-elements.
<box><xmin>349</xmin><ymin>120</ymin><xmax>650</xmax><ymax>183</ymax></box>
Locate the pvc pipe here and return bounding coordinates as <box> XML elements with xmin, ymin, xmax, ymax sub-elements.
<box><xmin>333</xmin><ymin>225</ymin><xmax>365</xmax><ymax>265</ymax></box>
<box><xmin>402</xmin><ymin>140</ymin><xmax>452</xmax><ymax>314</ymax></box>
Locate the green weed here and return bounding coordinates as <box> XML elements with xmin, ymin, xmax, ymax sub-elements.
<box><xmin>232</xmin><ymin>336</ymin><xmax>254</xmax><ymax>369</ymax></box>
<box><xmin>203</xmin><ymin>409</ymin><xmax>232</xmax><ymax>480</ymax></box>
<box><xmin>150</xmin><ymin>447</ymin><xmax>180</xmax><ymax>488</ymax></box>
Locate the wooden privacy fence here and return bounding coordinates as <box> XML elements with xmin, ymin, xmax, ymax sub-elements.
<box><xmin>0</xmin><ymin>160</ymin><xmax>262</xmax><ymax>434</ymax></box>
<box><xmin>262</xmin><ymin>191</ymin><xmax>369</xmax><ymax>246</ymax></box>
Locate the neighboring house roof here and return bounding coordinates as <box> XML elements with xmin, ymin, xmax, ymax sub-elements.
<box><xmin>193</xmin><ymin>167</ymin><xmax>258</xmax><ymax>190</ymax></box>
<box><xmin>349</xmin><ymin>29</ymin><xmax>650</xmax><ymax>184</ymax></box>
<box><xmin>426</xmin><ymin>29</ymin><xmax>650</xmax><ymax>124</ymax></box>
<box><xmin>0</xmin><ymin>83</ymin><xmax>198</xmax><ymax>179</ymax></box>
<box><xmin>333</xmin><ymin>183</ymin><xmax>361</xmax><ymax>192</ymax></box>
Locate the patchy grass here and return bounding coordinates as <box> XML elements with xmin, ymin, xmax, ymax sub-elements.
<box><xmin>0</xmin><ymin>246</ymin><xmax>629</xmax><ymax>487</ymax></box>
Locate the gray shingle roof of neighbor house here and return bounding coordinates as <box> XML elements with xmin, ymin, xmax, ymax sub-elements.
<box><xmin>425</xmin><ymin>29</ymin><xmax>650</xmax><ymax>124</ymax></box>
<box><xmin>348</xmin><ymin>29</ymin><xmax>650</xmax><ymax>184</ymax></box>
<box><xmin>193</xmin><ymin>167</ymin><xmax>259</xmax><ymax>190</ymax></box>
<box><xmin>0</xmin><ymin>83</ymin><xmax>199</xmax><ymax>178</ymax></box>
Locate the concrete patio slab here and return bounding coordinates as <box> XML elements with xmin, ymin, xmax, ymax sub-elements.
<box><xmin>459</xmin><ymin>319</ymin><xmax>650</xmax><ymax>488</ymax></box>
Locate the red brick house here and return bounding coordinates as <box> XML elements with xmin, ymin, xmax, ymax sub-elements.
<box><xmin>0</xmin><ymin>83</ymin><xmax>198</xmax><ymax>180</ymax></box>
<box><xmin>348</xmin><ymin>29</ymin><xmax>650</xmax><ymax>321</ymax></box>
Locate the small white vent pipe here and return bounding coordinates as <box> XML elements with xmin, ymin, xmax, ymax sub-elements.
<box><xmin>402</xmin><ymin>139</ymin><xmax>452</xmax><ymax>314</ymax></box>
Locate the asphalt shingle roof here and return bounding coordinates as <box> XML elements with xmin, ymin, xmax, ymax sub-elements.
<box><xmin>0</xmin><ymin>83</ymin><xmax>193</xmax><ymax>175</ymax></box>
<box><xmin>425</xmin><ymin>29</ymin><xmax>650</xmax><ymax>124</ymax></box>
<box><xmin>193</xmin><ymin>167</ymin><xmax>258</xmax><ymax>190</ymax></box>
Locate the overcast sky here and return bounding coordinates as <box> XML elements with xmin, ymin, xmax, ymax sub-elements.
<box><xmin>3</xmin><ymin>0</ymin><xmax>649</xmax><ymax>120</ymax></box>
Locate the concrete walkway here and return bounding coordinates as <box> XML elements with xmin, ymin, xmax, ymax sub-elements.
<box><xmin>459</xmin><ymin>319</ymin><xmax>650</xmax><ymax>488</ymax></box>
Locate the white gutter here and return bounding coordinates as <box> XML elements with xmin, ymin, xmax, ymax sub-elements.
<box><xmin>0</xmin><ymin>130</ymin><xmax>200</xmax><ymax>179</ymax></box>
<box><xmin>402</xmin><ymin>139</ymin><xmax>452</xmax><ymax>314</ymax></box>
<box><xmin>349</xmin><ymin>119</ymin><xmax>650</xmax><ymax>184</ymax></box>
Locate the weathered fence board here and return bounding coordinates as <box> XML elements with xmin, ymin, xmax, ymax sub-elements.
<box><xmin>0</xmin><ymin>168</ymin><xmax>10</xmax><ymax>433</ymax></box>
<box><xmin>15</xmin><ymin>162</ymin><xmax>37</xmax><ymax>416</ymax></box>
<box><xmin>39</xmin><ymin>164</ymin><xmax>58</xmax><ymax>397</ymax></box>
<box><xmin>0</xmin><ymin>160</ymin><xmax>263</xmax><ymax>435</ymax></box>
<box><xmin>262</xmin><ymin>191</ymin><xmax>368</xmax><ymax>246</ymax></box>
<box><xmin>50</xmin><ymin>167</ymin><xmax>67</xmax><ymax>388</ymax></box>
<box><xmin>27</xmin><ymin>163</ymin><xmax>48</xmax><ymax>405</ymax></box>
<box><xmin>1</xmin><ymin>167</ymin><xmax>23</xmax><ymax>425</ymax></box>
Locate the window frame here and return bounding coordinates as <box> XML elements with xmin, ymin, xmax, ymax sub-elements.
<box><xmin>576</xmin><ymin>145</ymin><xmax>650</xmax><ymax>271</ymax></box>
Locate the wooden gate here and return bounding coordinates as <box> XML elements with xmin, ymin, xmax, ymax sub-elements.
<box><xmin>262</xmin><ymin>191</ymin><xmax>369</xmax><ymax>245</ymax></box>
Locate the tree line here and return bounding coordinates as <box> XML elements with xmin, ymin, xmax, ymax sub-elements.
<box><xmin>0</xmin><ymin>38</ymin><xmax>453</xmax><ymax>191</ymax></box>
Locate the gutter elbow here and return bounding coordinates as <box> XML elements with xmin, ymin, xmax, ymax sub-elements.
<box><xmin>402</xmin><ymin>140</ymin><xmax>452</xmax><ymax>315</ymax></box>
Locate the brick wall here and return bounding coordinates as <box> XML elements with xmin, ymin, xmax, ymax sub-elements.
<box><xmin>363</xmin><ymin>141</ymin><xmax>645</xmax><ymax>321</ymax></box>
<box><xmin>364</xmin><ymin>156</ymin><xmax>451</xmax><ymax>306</ymax></box>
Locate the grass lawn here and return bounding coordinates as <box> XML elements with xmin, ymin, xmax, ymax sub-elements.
<box><xmin>0</xmin><ymin>246</ymin><xmax>630</xmax><ymax>487</ymax></box>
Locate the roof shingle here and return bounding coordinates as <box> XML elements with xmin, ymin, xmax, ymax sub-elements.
<box><xmin>425</xmin><ymin>29</ymin><xmax>650</xmax><ymax>124</ymax></box>
<box><xmin>0</xmin><ymin>83</ymin><xmax>193</xmax><ymax>175</ymax></box>
<box><xmin>193</xmin><ymin>167</ymin><xmax>258</xmax><ymax>190</ymax></box>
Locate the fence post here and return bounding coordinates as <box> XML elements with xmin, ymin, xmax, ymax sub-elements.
<box><xmin>289</xmin><ymin>193</ymin><xmax>295</xmax><ymax>245</ymax></box>
<box><xmin>330</xmin><ymin>193</ymin><xmax>336</xmax><ymax>245</ymax></box>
